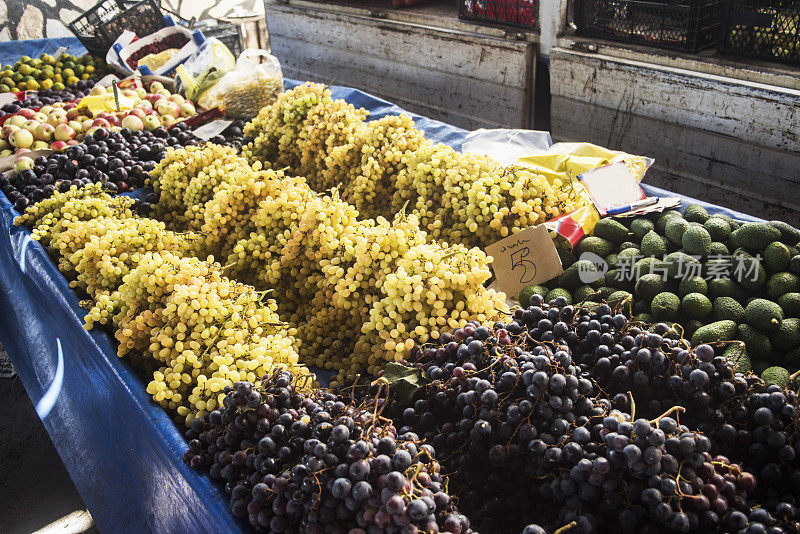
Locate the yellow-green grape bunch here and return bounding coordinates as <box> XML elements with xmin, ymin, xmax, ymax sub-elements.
<box><xmin>14</xmin><ymin>183</ymin><xmax>135</xmax><ymax>248</ymax></box>
<box><xmin>149</xmin><ymin>143</ymin><xmax>249</xmax><ymax>228</ymax></box>
<box><xmin>296</xmin><ymin>213</ymin><xmax>428</xmax><ymax>371</ymax></box>
<box><xmin>113</xmin><ymin>251</ymin><xmax>314</xmax><ymax>426</ymax></box>
<box><xmin>342</xmin><ymin>114</ymin><xmax>430</xmax><ymax>220</ymax></box>
<box><xmin>343</xmin><ymin>242</ymin><xmax>508</xmax><ymax>385</ymax></box>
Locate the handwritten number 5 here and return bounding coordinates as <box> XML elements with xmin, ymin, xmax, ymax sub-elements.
<box><xmin>510</xmin><ymin>247</ymin><xmax>536</xmax><ymax>284</ymax></box>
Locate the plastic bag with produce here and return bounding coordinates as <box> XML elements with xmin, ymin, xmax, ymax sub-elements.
<box><xmin>202</xmin><ymin>49</ymin><xmax>283</xmax><ymax>119</ymax></box>
<box><xmin>174</xmin><ymin>38</ymin><xmax>236</xmax><ymax>105</ymax></box>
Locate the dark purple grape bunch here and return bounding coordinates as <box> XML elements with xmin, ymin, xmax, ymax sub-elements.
<box><xmin>184</xmin><ymin>371</ymin><xmax>472</xmax><ymax>533</ymax></box>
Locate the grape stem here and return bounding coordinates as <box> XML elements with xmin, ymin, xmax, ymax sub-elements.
<box><xmin>649</xmin><ymin>405</ymin><xmax>686</xmax><ymax>425</ymax></box>
<box><xmin>554</xmin><ymin>520</ymin><xmax>577</xmax><ymax>534</ymax></box>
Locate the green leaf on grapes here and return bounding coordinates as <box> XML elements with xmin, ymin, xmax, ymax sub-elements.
<box><xmin>382</xmin><ymin>362</ymin><xmax>428</xmax><ymax>404</ymax></box>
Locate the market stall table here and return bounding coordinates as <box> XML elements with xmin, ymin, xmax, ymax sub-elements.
<box><xmin>0</xmin><ymin>77</ymin><xmax>761</xmax><ymax>532</ymax></box>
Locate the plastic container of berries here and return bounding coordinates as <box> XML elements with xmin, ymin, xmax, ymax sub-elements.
<box><xmin>113</xmin><ymin>18</ymin><xmax>206</xmax><ymax>77</ymax></box>
<box><xmin>68</xmin><ymin>0</ymin><xmax>171</xmax><ymax>57</ymax></box>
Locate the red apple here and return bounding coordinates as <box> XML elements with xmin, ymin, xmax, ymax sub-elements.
<box><xmin>63</xmin><ymin>102</ymin><xmax>77</xmax><ymax>111</ymax></box>
<box><xmin>156</xmin><ymin>100</ymin><xmax>180</xmax><ymax>119</ymax></box>
<box><xmin>66</xmin><ymin>107</ymin><xmax>82</xmax><ymax>121</ymax></box>
<box><xmin>47</xmin><ymin>111</ymin><xmax>68</xmax><ymax>127</ymax></box>
<box><xmin>34</xmin><ymin>123</ymin><xmax>55</xmax><ymax>142</ymax></box>
<box><xmin>160</xmin><ymin>115</ymin><xmax>177</xmax><ymax>128</ymax></box>
<box><xmin>121</xmin><ymin>115</ymin><xmax>144</xmax><ymax>130</ymax></box>
<box><xmin>91</xmin><ymin>118</ymin><xmax>111</xmax><ymax>129</ymax></box>
<box><xmin>105</xmin><ymin>115</ymin><xmax>121</xmax><ymax>127</ymax></box>
<box><xmin>145</xmin><ymin>94</ymin><xmax>165</xmax><ymax>105</ymax></box>
<box><xmin>128</xmin><ymin>108</ymin><xmax>146</xmax><ymax>120</ymax></box>
<box><xmin>14</xmin><ymin>147</ymin><xmax>30</xmax><ymax>155</ymax></box>
<box><xmin>66</xmin><ymin>139</ymin><xmax>79</xmax><ymax>146</ymax></box>
<box><xmin>136</xmin><ymin>100</ymin><xmax>153</xmax><ymax>114</ymax></box>
<box><xmin>16</xmin><ymin>108</ymin><xmax>35</xmax><ymax>119</ymax></box>
<box><xmin>54</xmin><ymin>124</ymin><xmax>76</xmax><ymax>141</ymax></box>
<box><xmin>82</xmin><ymin>119</ymin><xmax>95</xmax><ymax>132</ymax></box>
<box><xmin>50</xmin><ymin>141</ymin><xmax>68</xmax><ymax>151</ymax></box>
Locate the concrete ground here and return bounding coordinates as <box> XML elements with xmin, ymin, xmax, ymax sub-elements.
<box><xmin>0</xmin><ymin>375</ymin><xmax>98</xmax><ymax>534</ymax></box>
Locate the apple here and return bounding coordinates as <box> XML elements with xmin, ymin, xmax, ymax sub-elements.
<box><xmin>32</xmin><ymin>112</ymin><xmax>48</xmax><ymax>123</ymax></box>
<box><xmin>143</xmin><ymin>115</ymin><xmax>161</xmax><ymax>131</ymax></box>
<box><xmin>66</xmin><ymin>139</ymin><xmax>79</xmax><ymax>145</ymax></box>
<box><xmin>66</xmin><ymin>107</ymin><xmax>82</xmax><ymax>121</ymax></box>
<box><xmin>82</xmin><ymin>119</ymin><xmax>95</xmax><ymax>132</ymax></box>
<box><xmin>40</xmin><ymin>105</ymin><xmax>54</xmax><ymax>115</ymax></box>
<box><xmin>160</xmin><ymin>115</ymin><xmax>177</xmax><ymax>128</ymax></box>
<box><xmin>67</xmin><ymin>120</ymin><xmax>83</xmax><ymax>132</ymax></box>
<box><xmin>9</xmin><ymin>129</ymin><xmax>34</xmax><ymax>148</ymax></box>
<box><xmin>2</xmin><ymin>124</ymin><xmax>20</xmax><ymax>138</ymax></box>
<box><xmin>63</xmin><ymin>102</ymin><xmax>77</xmax><ymax>111</ymax></box>
<box><xmin>157</xmin><ymin>100</ymin><xmax>180</xmax><ymax>119</ymax></box>
<box><xmin>16</xmin><ymin>108</ymin><xmax>35</xmax><ymax>119</ymax></box>
<box><xmin>54</xmin><ymin>123</ymin><xmax>76</xmax><ymax>142</ymax></box>
<box><xmin>168</xmin><ymin>94</ymin><xmax>185</xmax><ymax>106</ymax></box>
<box><xmin>179</xmin><ymin>102</ymin><xmax>196</xmax><ymax>118</ymax></box>
<box><xmin>0</xmin><ymin>149</ymin><xmax>13</xmax><ymax>157</ymax></box>
<box><xmin>128</xmin><ymin>108</ymin><xmax>146</xmax><ymax>120</ymax></box>
<box><xmin>136</xmin><ymin>87</ymin><xmax>147</xmax><ymax>98</ymax></box>
<box><xmin>136</xmin><ymin>100</ymin><xmax>153</xmax><ymax>113</ymax></box>
<box><xmin>145</xmin><ymin>94</ymin><xmax>164</xmax><ymax>105</ymax></box>
<box><xmin>13</xmin><ymin>156</ymin><xmax>34</xmax><ymax>174</ymax></box>
<box><xmin>22</xmin><ymin>120</ymin><xmax>40</xmax><ymax>133</ymax></box>
<box><xmin>14</xmin><ymin>147</ymin><xmax>30</xmax><ymax>155</ymax></box>
<box><xmin>50</xmin><ymin>141</ymin><xmax>68</xmax><ymax>151</ymax></box>
<box><xmin>156</xmin><ymin>88</ymin><xmax>172</xmax><ymax>98</ymax></box>
<box><xmin>47</xmin><ymin>111</ymin><xmax>68</xmax><ymax>127</ymax></box>
<box><xmin>0</xmin><ymin>139</ymin><xmax>9</xmax><ymax>149</ymax></box>
<box><xmin>32</xmin><ymin>141</ymin><xmax>50</xmax><ymax>150</ymax></box>
<box><xmin>121</xmin><ymin>115</ymin><xmax>144</xmax><ymax>130</ymax></box>
<box><xmin>90</xmin><ymin>85</ymin><xmax>107</xmax><ymax>96</ymax></box>
<box><xmin>34</xmin><ymin>123</ymin><xmax>55</xmax><ymax>142</ymax></box>
<box><xmin>91</xmin><ymin>118</ymin><xmax>111</xmax><ymax>129</ymax></box>
<box><xmin>6</xmin><ymin>115</ymin><xmax>27</xmax><ymax>127</ymax></box>
<box><xmin>149</xmin><ymin>81</ymin><xmax>164</xmax><ymax>92</ymax></box>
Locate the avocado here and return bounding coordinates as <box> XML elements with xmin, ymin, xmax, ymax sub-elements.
<box><xmin>575</xmin><ymin>236</ymin><xmax>616</xmax><ymax>259</ymax></box>
<box><xmin>761</xmin><ymin>366</ymin><xmax>790</xmax><ymax>387</ymax></box>
<box><xmin>704</xmin><ymin>217</ymin><xmax>731</xmax><ymax>242</ymax></box>
<box><xmin>641</xmin><ymin>230</ymin><xmax>668</xmax><ymax>258</ymax></box>
<box><xmin>752</xmin><ymin>360</ymin><xmax>771</xmax><ymax>375</ymax></box>
<box><xmin>682</xmin><ymin>292</ymin><xmax>712</xmax><ymax>320</ymax></box>
<box><xmin>683</xmin><ymin>319</ymin><xmax>704</xmax><ymax>339</ymax></box>
<box><xmin>691</xmin><ymin>320</ymin><xmax>737</xmax><ymax>346</ymax></box>
<box><xmin>683</xmin><ymin>204</ymin><xmax>710</xmax><ymax>224</ymax></box>
<box><xmin>745</xmin><ymin>298</ymin><xmax>784</xmax><ymax>332</ymax></box>
<box><xmin>709</xmin><ymin>242</ymin><xmax>729</xmax><ymax>256</ymax></box>
<box><xmin>655</xmin><ymin>210</ymin><xmax>682</xmax><ymax>234</ymax></box>
<box><xmin>545</xmin><ymin>287</ymin><xmax>573</xmax><ymax>305</ymax></box>
<box><xmin>665</xmin><ymin>217</ymin><xmax>690</xmax><ymax>246</ymax></box>
<box><xmin>773</xmin><ymin>318</ymin><xmax>800</xmax><ymax>352</ymax></box>
<box><xmin>633</xmin><ymin>312</ymin><xmax>655</xmax><ymax>324</ymax></box>
<box><xmin>616</xmin><ymin>248</ymin><xmax>641</xmax><ymax>267</ymax></box>
<box><xmin>766</xmin><ymin>272</ymin><xmax>800</xmax><ymax>299</ymax></box>
<box><xmin>619</xmin><ymin>241</ymin><xmax>640</xmax><ymax>252</ymax></box>
<box><xmin>769</xmin><ymin>220</ymin><xmax>800</xmax><ymax>246</ymax></box>
<box><xmin>722</xmin><ymin>344</ymin><xmax>751</xmax><ymax>373</ymax></box>
<box><xmin>519</xmin><ymin>284</ymin><xmax>549</xmax><ymax>308</ymax></box>
<box><xmin>635</xmin><ymin>273</ymin><xmax>667</xmax><ymax>302</ymax></box>
<box><xmin>629</xmin><ymin>218</ymin><xmax>654</xmax><ymax>241</ymax></box>
<box><xmin>764</xmin><ymin>242</ymin><xmax>792</xmax><ymax>273</ymax></box>
<box><xmin>594</xmin><ymin>218</ymin><xmax>631</xmax><ymax>244</ymax></box>
<box><xmin>708</xmin><ymin>278</ymin><xmax>749</xmax><ymax>303</ymax></box>
<box><xmin>558</xmin><ymin>248</ymin><xmax>576</xmax><ymax>269</ymax></box>
<box><xmin>712</xmin><ymin>296</ymin><xmax>746</xmax><ymax>323</ymax></box>
<box><xmin>777</xmin><ymin>292</ymin><xmax>800</xmax><ymax>317</ymax></box>
<box><xmin>679</xmin><ymin>276</ymin><xmax>708</xmax><ymax>297</ymax></box>
<box><xmin>607</xmin><ymin>290</ymin><xmax>633</xmax><ymax>313</ymax></box>
<box><xmin>791</xmin><ymin>255</ymin><xmax>800</xmax><ymax>275</ymax></box>
<box><xmin>785</xmin><ymin>348</ymin><xmax>800</xmax><ymax>371</ymax></box>
<box><xmin>594</xmin><ymin>287</ymin><xmax>617</xmax><ymax>300</ymax></box>
<box><xmin>682</xmin><ymin>225</ymin><xmax>713</xmax><ymax>256</ymax></box>
<box><xmin>558</xmin><ymin>259</ymin><xmax>599</xmax><ymax>288</ymax></box>
<box><xmin>663</xmin><ymin>251</ymin><xmax>701</xmax><ymax>278</ymax></box>
<box><xmin>732</xmin><ymin>223</ymin><xmax>782</xmax><ymax>251</ymax></box>
<box><xmin>734</xmin><ymin>253</ymin><xmax>767</xmax><ymax>293</ymax></box>
<box><xmin>574</xmin><ymin>284</ymin><xmax>599</xmax><ymax>302</ymax></box>
<box><xmin>633</xmin><ymin>257</ymin><xmax>666</xmax><ymax>279</ymax></box>
<box><xmin>651</xmin><ymin>292</ymin><xmax>680</xmax><ymax>320</ymax></box>
<box><xmin>738</xmin><ymin>324</ymin><xmax>774</xmax><ymax>359</ymax></box>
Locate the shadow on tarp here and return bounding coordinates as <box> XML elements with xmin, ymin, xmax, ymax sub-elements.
<box><xmin>0</xmin><ymin>77</ymin><xmax>763</xmax><ymax>532</ymax></box>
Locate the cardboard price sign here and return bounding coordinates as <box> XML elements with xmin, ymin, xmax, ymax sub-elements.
<box><xmin>485</xmin><ymin>225</ymin><xmax>563</xmax><ymax>296</ymax></box>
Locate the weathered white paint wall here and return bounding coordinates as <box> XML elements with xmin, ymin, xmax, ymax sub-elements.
<box><xmin>265</xmin><ymin>0</ymin><xmax>536</xmax><ymax>130</ymax></box>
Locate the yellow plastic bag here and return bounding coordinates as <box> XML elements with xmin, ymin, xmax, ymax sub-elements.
<box><xmin>174</xmin><ymin>38</ymin><xmax>236</xmax><ymax>105</ymax></box>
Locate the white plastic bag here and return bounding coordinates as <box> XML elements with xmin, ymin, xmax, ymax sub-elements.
<box><xmin>461</xmin><ymin>128</ymin><xmax>553</xmax><ymax>166</ymax></box>
<box><xmin>174</xmin><ymin>37</ymin><xmax>237</xmax><ymax>104</ymax></box>
<box><xmin>204</xmin><ymin>49</ymin><xmax>283</xmax><ymax>119</ymax></box>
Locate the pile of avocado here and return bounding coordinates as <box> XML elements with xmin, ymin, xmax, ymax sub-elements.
<box><xmin>518</xmin><ymin>204</ymin><xmax>800</xmax><ymax>387</ymax></box>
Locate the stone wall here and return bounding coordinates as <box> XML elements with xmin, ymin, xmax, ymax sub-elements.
<box><xmin>0</xmin><ymin>0</ymin><xmax>264</xmax><ymax>41</ymax></box>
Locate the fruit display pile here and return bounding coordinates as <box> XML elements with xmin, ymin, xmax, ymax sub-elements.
<box><xmin>0</xmin><ymin>52</ymin><xmax>107</xmax><ymax>92</ymax></box>
<box><xmin>243</xmin><ymin>83</ymin><xmax>580</xmax><ymax>249</ymax></box>
<box><xmin>522</xmin><ymin>206</ymin><xmax>800</xmax><ymax>386</ymax></box>
<box><xmin>0</xmin><ymin>123</ymin><xmax>199</xmax><ymax>211</ymax></box>
<box><xmin>0</xmin><ymin>81</ymin><xmax>97</xmax><ymax>117</ymax></box>
<box><xmin>148</xmin><ymin>144</ymin><xmax>508</xmax><ymax>385</ymax></box>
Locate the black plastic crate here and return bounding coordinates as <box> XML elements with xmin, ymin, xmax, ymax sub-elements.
<box><xmin>720</xmin><ymin>0</ymin><xmax>800</xmax><ymax>64</ymax></box>
<box><xmin>575</xmin><ymin>0</ymin><xmax>726</xmax><ymax>52</ymax></box>
<box><xmin>459</xmin><ymin>0</ymin><xmax>537</xmax><ymax>30</ymax></box>
<box><xmin>68</xmin><ymin>0</ymin><xmax>170</xmax><ymax>56</ymax></box>
<box><xmin>200</xmin><ymin>23</ymin><xmax>243</xmax><ymax>57</ymax></box>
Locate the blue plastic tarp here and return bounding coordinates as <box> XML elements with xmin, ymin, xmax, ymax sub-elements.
<box><xmin>0</xmin><ymin>38</ymin><xmax>88</xmax><ymax>67</ymax></box>
<box><xmin>0</xmin><ymin>78</ymin><xmax>765</xmax><ymax>532</ymax></box>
